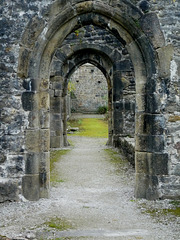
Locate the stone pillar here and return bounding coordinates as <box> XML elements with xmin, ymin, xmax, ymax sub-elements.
<box><xmin>23</xmin><ymin>130</ymin><xmax>40</xmax><ymax>201</ymax></box>
<box><xmin>135</xmin><ymin>112</ymin><xmax>168</xmax><ymax>199</ymax></box>
<box><xmin>22</xmin><ymin>89</ymin><xmax>51</xmax><ymax>200</ymax></box>
<box><xmin>50</xmin><ymin>79</ymin><xmax>64</xmax><ymax>148</ymax></box>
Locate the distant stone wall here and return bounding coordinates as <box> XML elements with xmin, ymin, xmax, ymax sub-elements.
<box><xmin>70</xmin><ymin>63</ymin><xmax>108</xmax><ymax>113</ymax></box>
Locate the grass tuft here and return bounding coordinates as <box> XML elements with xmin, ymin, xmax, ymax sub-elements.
<box><xmin>44</xmin><ymin>217</ymin><xmax>73</xmax><ymax>231</ymax></box>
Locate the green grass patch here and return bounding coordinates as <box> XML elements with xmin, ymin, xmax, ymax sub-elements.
<box><xmin>143</xmin><ymin>207</ymin><xmax>180</xmax><ymax>218</ymax></box>
<box><xmin>50</xmin><ymin>149</ymin><xmax>70</xmax><ymax>184</ymax></box>
<box><xmin>140</xmin><ymin>200</ymin><xmax>180</xmax><ymax>222</ymax></box>
<box><xmin>68</xmin><ymin>118</ymin><xmax>108</xmax><ymax>138</ymax></box>
<box><xmin>44</xmin><ymin>217</ymin><xmax>73</xmax><ymax>231</ymax></box>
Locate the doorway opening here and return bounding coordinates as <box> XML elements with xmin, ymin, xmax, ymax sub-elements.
<box><xmin>69</xmin><ymin>63</ymin><xmax>108</xmax><ymax>114</ymax></box>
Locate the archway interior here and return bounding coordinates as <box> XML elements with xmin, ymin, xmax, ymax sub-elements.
<box><xmin>69</xmin><ymin>63</ymin><xmax>108</xmax><ymax>114</ymax></box>
<box><xmin>49</xmin><ymin>23</ymin><xmax>136</xmax><ymax>148</ymax></box>
<box><xmin>44</xmin><ymin>20</ymin><xmax>137</xmax><ymax>198</ymax></box>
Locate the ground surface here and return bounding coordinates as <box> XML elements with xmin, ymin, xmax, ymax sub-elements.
<box><xmin>0</xmin><ymin>115</ymin><xmax>180</xmax><ymax>240</ymax></box>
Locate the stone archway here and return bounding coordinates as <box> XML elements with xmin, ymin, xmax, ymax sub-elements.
<box><xmin>50</xmin><ymin>48</ymin><xmax>113</xmax><ymax>147</ymax></box>
<box><xmin>19</xmin><ymin>0</ymin><xmax>168</xmax><ymax>200</ymax></box>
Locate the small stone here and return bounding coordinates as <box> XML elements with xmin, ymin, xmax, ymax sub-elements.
<box><xmin>25</xmin><ymin>233</ymin><xmax>36</xmax><ymax>239</ymax></box>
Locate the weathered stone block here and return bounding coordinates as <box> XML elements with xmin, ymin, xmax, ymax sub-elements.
<box><xmin>136</xmin><ymin>113</ymin><xmax>165</xmax><ymax>135</ymax></box>
<box><xmin>25</xmin><ymin>130</ymin><xmax>40</xmax><ymax>152</ymax></box>
<box><xmin>135</xmin><ymin>152</ymin><xmax>149</xmax><ymax>174</ymax></box>
<box><xmin>39</xmin><ymin>152</ymin><xmax>50</xmax><ymax>174</ymax></box>
<box><xmin>28</xmin><ymin>111</ymin><xmax>39</xmax><ymax>129</ymax></box>
<box><xmin>135</xmin><ymin>173</ymin><xmax>149</xmax><ymax>199</ymax></box>
<box><xmin>22</xmin><ymin>175</ymin><xmax>40</xmax><ymax>201</ymax></box>
<box><xmin>54</xmin><ymin>90</ymin><xmax>62</xmax><ymax>97</ymax></box>
<box><xmin>50</xmin><ymin>119</ymin><xmax>62</xmax><ymax>132</ymax></box>
<box><xmin>39</xmin><ymin>129</ymin><xmax>50</xmax><ymax>152</ymax></box>
<box><xmin>25</xmin><ymin>153</ymin><xmax>40</xmax><ymax>175</ymax></box>
<box><xmin>146</xmin><ymin>93</ymin><xmax>162</xmax><ymax>113</ymax></box>
<box><xmin>55</xmin><ymin>50</ymin><xmax>67</xmax><ymax>62</ymax></box>
<box><xmin>149</xmin><ymin>153</ymin><xmax>168</xmax><ymax>175</ymax></box>
<box><xmin>135</xmin><ymin>173</ymin><xmax>159</xmax><ymax>200</ymax></box>
<box><xmin>136</xmin><ymin>152</ymin><xmax>168</xmax><ymax>175</ymax></box>
<box><xmin>52</xmin><ymin>82</ymin><xmax>62</xmax><ymax>90</ymax></box>
<box><xmin>22</xmin><ymin>92</ymin><xmax>37</xmax><ymax>111</ymax></box>
<box><xmin>17</xmin><ymin>48</ymin><xmax>31</xmax><ymax>78</ymax></box>
<box><xmin>145</xmin><ymin>175</ymin><xmax>159</xmax><ymax>200</ymax></box>
<box><xmin>38</xmin><ymin>92</ymin><xmax>50</xmax><ymax>110</ymax></box>
<box><xmin>157</xmin><ymin>44</ymin><xmax>174</xmax><ymax>78</ymax></box>
<box><xmin>113</xmin><ymin>72</ymin><xmax>123</xmax><ymax>101</ymax></box>
<box><xmin>135</xmin><ymin>134</ymin><xmax>165</xmax><ymax>152</ymax></box>
<box><xmin>140</xmin><ymin>12</ymin><xmax>165</xmax><ymax>49</ymax></box>
<box><xmin>0</xmin><ymin>180</ymin><xmax>19</xmax><ymax>203</ymax></box>
<box><xmin>76</xmin><ymin>1</ymin><xmax>93</xmax><ymax>14</ymax></box>
<box><xmin>21</xmin><ymin>16</ymin><xmax>45</xmax><ymax>48</ymax></box>
<box><xmin>39</xmin><ymin>172</ymin><xmax>50</xmax><ymax>199</ymax></box>
<box><xmin>50</xmin><ymin>136</ymin><xmax>63</xmax><ymax>148</ymax></box>
<box><xmin>50</xmin><ymin>96</ymin><xmax>61</xmax><ymax>113</ymax></box>
<box><xmin>136</xmin><ymin>94</ymin><xmax>146</xmax><ymax>112</ymax></box>
<box><xmin>39</xmin><ymin>109</ymin><xmax>50</xmax><ymax>129</ymax></box>
<box><xmin>39</xmin><ymin>79</ymin><xmax>49</xmax><ymax>91</ymax></box>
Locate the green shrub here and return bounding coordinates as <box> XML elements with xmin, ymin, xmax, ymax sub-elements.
<box><xmin>97</xmin><ymin>105</ymin><xmax>108</xmax><ymax>114</ymax></box>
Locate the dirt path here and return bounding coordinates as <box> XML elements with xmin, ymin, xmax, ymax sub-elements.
<box><xmin>0</xmin><ymin>135</ymin><xmax>180</xmax><ymax>240</ymax></box>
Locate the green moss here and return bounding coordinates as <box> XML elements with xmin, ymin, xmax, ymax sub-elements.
<box><xmin>140</xmin><ymin>200</ymin><xmax>180</xmax><ymax>220</ymax></box>
<box><xmin>104</xmin><ymin>149</ymin><xmax>123</xmax><ymax>164</ymax></box>
<box><xmin>143</xmin><ymin>207</ymin><xmax>180</xmax><ymax>217</ymax></box>
<box><xmin>44</xmin><ymin>217</ymin><xmax>73</xmax><ymax>231</ymax></box>
<box><xmin>50</xmin><ymin>149</ymin><xmax>70</xmax><ymax>184</ymax></box>
<box><xmin>68</xmin><ymin>118</ymin><xmax>108</xmax><ymax>138</ymax></box>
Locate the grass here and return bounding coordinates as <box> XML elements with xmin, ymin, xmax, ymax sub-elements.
<box><xmin>142</xmin><ymin>207</ymin><xmax>180</xmax><ymax>218</ymax></box>
<box><xmin>139</xmin><ymin>200</ymin><xmax>180</xmax><ymax>222</ymax></box>
<box><xmin>44</xmin><ymin>217</ymin><xmax>73</xmax><ymax>231</ymax></box>
<box><xmin>68</xmin><ymin>118</ymin><xmax>108</xmax><ymax>138</ymax></box>
<box><xmin>50</xmin><ymin>149</ymin><xmax>70</xmax><ymax>184</ymax></box>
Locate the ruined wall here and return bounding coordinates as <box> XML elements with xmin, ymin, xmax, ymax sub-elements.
<box><xmin>151</xmin><ymin>0</ymin><xmax>180</xmax><ymax>198</ymax></box>
<box><xmin>70</xmin><ymin>63</ymin><xmax>108</xmax><ymax>113</ymax></box>
<box><xmin>0</xmin><ymin>0</ymin><xmax>179</xmax><ymax>202</ymax></box>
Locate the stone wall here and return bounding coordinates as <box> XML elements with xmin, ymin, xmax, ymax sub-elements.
<box><xmin>70</xmin><ymin>63</ymin><xmax>108</xmax><ymax>113</ymax></box>
<box><xmin>0</xmin><ymin>0</ymin><xmax>179</xmax><ymax>202</ymax></box>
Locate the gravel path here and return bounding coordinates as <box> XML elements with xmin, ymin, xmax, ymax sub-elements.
<box><xmin>0</xmin><ymin>135</ymin><xmax>179</xmax><ymax>240</ymax></box>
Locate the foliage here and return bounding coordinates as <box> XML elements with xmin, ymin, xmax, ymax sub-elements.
<box><xmin>74</xmin><ymin>30</ymin><xmax>80</xmax><ymax>37</ymax></box>
<box><xmin>97</xmin><ymin>105</ymin><xmax>108</xmax><ymax>114</ymax></box>
<box><xmin>68</xmin><ymin>81</ymin><xmax>76</xmax><ymax>94</ymax></box>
